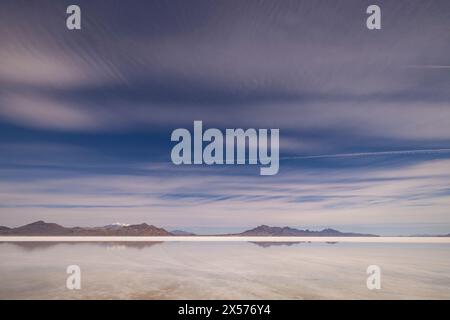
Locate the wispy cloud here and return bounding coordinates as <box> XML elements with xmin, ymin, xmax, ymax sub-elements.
<box><xmin>281</xmin><ymin>148</ymin><xmax>450</xmax><ymax>160</ymax></box>
<box><xmin>407</xmin><ymin>65</ymin><xmax>450</xmax><ymax>69</ymax></box>
<box><xmin>1</xmin><ymin>158</ymin><xmax>449</xmax><ymax>234</ymax></box>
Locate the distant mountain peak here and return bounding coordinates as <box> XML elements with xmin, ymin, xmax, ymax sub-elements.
<box><xmin>0</xmin><ymin>221</ymin><xmax>172</xmax><ymax>236</ymax></box>
<box><xmin>30</xmin><ymin>220</ymin><xmax>48</xmax><ymax>225</ymax></box>
<box><xmin>106</xmin><ymin>222</ymin><xmax>130</xmax><ymax>227</ymax></box>
<box><xmin>238</xmin><ymin>225</ymin><xmax>378</xmax><ymax>237</ymax></box>
<box><xmin>321</xmin><ymin>228</ymin><xmax>339</xmax><ymax>233</ymax></box>
<box><xmin>171</xmin><ymin>230</ymin><xmax>196</xmax><ymax>236</ymax></box>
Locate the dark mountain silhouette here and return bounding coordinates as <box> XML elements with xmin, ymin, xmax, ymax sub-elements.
<box><xmin>2</xmin><ymin>222</ymin><xmax>448</xmax><ymax>237</ymax></box>
<box><xmin>236</xmin><ymin>225</ymin><xmax>378</xmax><ymax>237</ymax></box>
<box><xmin>0</xmin><ymin>221</ymin><xmax>172</xmax><ymax>236</ymax></box>
<box><xmin>8</xmin><ymin>221</ymin><xmax>68</xmax><ymax>235</ymax></box>
<box><xmin>171</xmin><ymin>230</ymin><xmax>196</xmax><ymax>236</ymax></box>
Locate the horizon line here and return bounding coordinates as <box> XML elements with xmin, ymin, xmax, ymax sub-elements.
<box><xmin>1</xmin><ymin>236</ymin><xmax>450</xmax><ymax>243</ymax></box>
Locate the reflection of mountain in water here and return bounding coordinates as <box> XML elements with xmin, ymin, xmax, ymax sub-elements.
<box><xmin>3</xmin><ymin>241</ymin><xmax>164</xmax><ymax>252</ymax></box>
<box><xmin>102</xmin><ymin>242</ymin><xmax>164</xmax><ymax>250</ymax></box>
<box><xmin>249</xmin><ymin>241</ymin><xmax>340</xmax><ymax>248</ymax></box>
<box><xmin>250</xmin><ymin>242</ymin><xmax>306</xmax><ymax>248</ymax></box>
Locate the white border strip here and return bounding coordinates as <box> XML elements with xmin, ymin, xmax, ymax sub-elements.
<box><xmin>1</xmin><ymin>236</ymin><xmax>450</xmax><ymax>243</ymax></box>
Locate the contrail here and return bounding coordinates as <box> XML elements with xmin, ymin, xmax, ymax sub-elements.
<box><xmin>407</xmin><ymin>65</ymin><xmax>450</xmax><ymax>69</ymax></box>
<box><xmin>280</xmin><ymin>148</ymin><xmax>450</xmax><ymax>161</ymax></box>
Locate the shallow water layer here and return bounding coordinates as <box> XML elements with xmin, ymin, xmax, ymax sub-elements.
<box><xmin>0</xmin><ymin>241</ymin><xmax>449</xmax><ymax>299</ymax></box>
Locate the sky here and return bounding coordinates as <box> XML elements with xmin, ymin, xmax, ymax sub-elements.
<box><xmin>0</xmin><ymin>0</ymin><xmax>450</xmax><ymax>235</ymax></box>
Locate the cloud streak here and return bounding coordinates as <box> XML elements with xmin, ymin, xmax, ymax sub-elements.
<box><xmin>281</xmin><ymin>148</ymin><xmax>450</xmax><ymax>160</ymax></box>
<box><xmin>1</xmin><ymin>157</ymin><xmax>450</xmax><ymax>234</ymax></box>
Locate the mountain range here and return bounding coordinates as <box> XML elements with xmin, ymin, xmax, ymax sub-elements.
<box><xmin>234</xmin><ymin>225</ymin><xmax>378</xmax><ymax>237</ymax></box>
<box><xmin>0</xmin><ymin>221</ymin><xmax>448</xmax><ymax>237</ymax></box>
<box><xmin>0</xmin><ymin>221</ymin><xmax>171</xmax><ymax>236</ymax></box>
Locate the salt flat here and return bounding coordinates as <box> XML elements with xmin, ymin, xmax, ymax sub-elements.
<box><xmin>1</xmin><ymin>236</ymin><xmax>450</xmax><ymax>243</ymax></box>
<box><xmin>1</xmin><ymin>241</ymin><xmax>450</xmax><ymax>299</ymax></box>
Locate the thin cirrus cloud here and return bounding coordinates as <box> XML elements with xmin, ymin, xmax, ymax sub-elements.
<box><xmin>0</xmin><ymin>93</ymin><xmax>103</xmax><ymax>131</ymax></box>
<box><xmin>0</xmin><ymin>158</ymin><xmax>449</xmax><ymax>235</ymax></box>
<box><xmin>0</xmin><ymin>0</ymin><xmax>449</xmax><ymax>137</ymax></box>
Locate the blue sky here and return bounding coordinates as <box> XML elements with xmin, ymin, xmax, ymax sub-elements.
<box><xmin>0</xmin><ymin>0</ymin><xmax>450</xmax><ymax>235</ymax></box>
